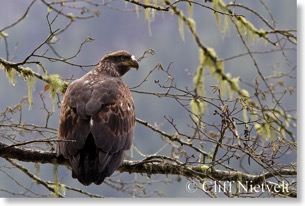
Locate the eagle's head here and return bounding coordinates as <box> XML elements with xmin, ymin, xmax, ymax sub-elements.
<box><xmin>99</xmin><ymin>50</ymin><xmax>139</xmax><ymax>77</ymax></box>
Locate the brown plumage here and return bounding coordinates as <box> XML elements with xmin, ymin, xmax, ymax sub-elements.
<box><xmin>57</xmin><ymin>50</ymin><xmax>138</xmax><ymax>185</ymax></box>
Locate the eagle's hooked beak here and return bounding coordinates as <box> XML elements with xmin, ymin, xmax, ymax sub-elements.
<box><xmin>130</xmin><ymin>55</ymin><xmax>139</xmax><ymax>70</ymax></box>
<box><xmin>121</xmin><ymin>55</ymin><xmax>139</xmax><ymax>71</ymax></box>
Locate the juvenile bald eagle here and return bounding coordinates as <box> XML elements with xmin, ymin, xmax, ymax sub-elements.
<box><xmin>57</xmin><ymin>50</ymin><xmax>138</xmax><ymax>185</ymax></box>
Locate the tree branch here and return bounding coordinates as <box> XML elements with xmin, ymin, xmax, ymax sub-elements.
<box><xmin>0</xmin><ymin>142</ymin><xmax>68</xmax><ymax>166</ymax></box>
<box><xmin>6</xmin><ymin>159</ymin><xmax>65</xmax><ymax>198</ymax></box>
<box><xmin>0</xmin><ymin>141</ymin><xmax>297</xmax><ymax>197</ymax></box>
<box><xmin>124</xmin><ymin>0</ymin><xmax>169</xmax><ymax>11</ymax></box>
<box><xmin>136</xmin><ymin>118</ymin><xmax>210</xmax><ymax>158</ymax></box>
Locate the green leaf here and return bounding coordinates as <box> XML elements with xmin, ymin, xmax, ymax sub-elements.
<box><xmin>242</xmin><ymin>107</ymin><xmax>248</xmax><ymax>123</ymax></box>
<box><xmin>197</xmin><ymin>165</ymin><xmax>212</xmax><ymax>174</ymax></box>
<box><xmin>213</xmin><ymin>0</ymin><xmax>230</xmax><ymax>34</ymax></box>
<box><xmin>178</xmin><ymin>16</ymin><xmax>185</xmax><ymax>42</ymax></box>
<box><xmin>193</xmin><ymin>66</ymin><xmax>205</xmax><ymax>96</ymax></box>
<box><xmin>199</xmin><ymin>47</ymin><xmax>218</xmax><ymax>75</ymax></box>
<box><xmin>255</xmin><ymin>121</ymin><xmax>275</xmax><ymax>141</ymax></box>
<box><xmin>85</xmin><ymin>36</ymin><xmax>95</xmax><ymax>42</ymax></box>
<box><xmin>0</xmin><ymin>31</ymin><xmax>8</xmax><ymax>38</ymax></box>
<box><xmin>236</xmin><ymin>16</ymin><xmax>259</xmax><ymax>44</ymax></box>
<box><xmin>228</xmin><ymin>76</ymin><xmax>240</xmax><ymax>99</ymax></box>
<box><xmin>44</xmin><ymin>74</ymin><xmax>67</xmax><ymax>111</ymax></box>
<box><xmin>190</xmin><ymin>98</ymin><xmax>204</xmax><ymax>123</ymax></box>
<box><xmin>67</xmin><ymin>13</ymin><xmax>75</xmax><ymax>21</ymax></box>
<box><xmin>23</xmin><ymin>68</ymin><xmax>36</xmax><ymax>110</ymax></box>
<box><xmin>188</xmin><ymin>17</ymin><xmax>196</xmax><ymax>32</ymax></box>
<box><xmin>239</xmin><ymin>89</ymin><xmax>250</xmax><ymax>98</ymax></box>
<box><xmin>5</xmin><ymin>67</ymin><xmax>16</xmax><ymax>86</ymax></box>
<box><xmin>53</xmin><ymin>164</ymin><xmax>59</xmax><ymax>197</ymax></box>
<box><xmin>254</xmin><ymin>123</ymin><xmax>262</xmax><ymax>132</ymax></box>
<box><xmin>230</xmin><ymin>77</ymin><xmax>240</xmax><ymax>92</ymax></box>
<box><xmin>59</xmin><ymin>184</ymin><xmax>66</xmax><ymax>196</ymax></box>
<box><xmin>144</xmin><ymin>0</ymin><xmax>151</xmax><ymax>22</ymax></box>
<box><xmin>48</xmin><ymin>35</ymin><xmax>58</xmax><ymax>44</ymax></box>
<box><xmin>187</xmin><ymin>2</ymin><xmax>193</xmax><ymax>18</ymax></box>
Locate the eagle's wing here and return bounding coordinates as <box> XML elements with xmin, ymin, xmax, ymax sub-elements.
<box><xmin>57</xmin><ymin>75</ymin><xmax>135</xmax><ymax>185</ymax></box>
<box><xmin>88</xmin><ymin>78</ymin><xmax>135</xmax><ymax>153</ymax></box>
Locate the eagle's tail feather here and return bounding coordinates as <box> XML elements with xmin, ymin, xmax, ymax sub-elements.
<box><xmin>70</xmin><ymin>134</ymin><xmax>124</xmax><ymax>186</ymax></box>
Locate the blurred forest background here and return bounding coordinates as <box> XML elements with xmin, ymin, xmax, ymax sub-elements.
<box><xmin>0</xmin><ymin>0</ymin><xmax>296</xmax><ymax>198</ymax></box>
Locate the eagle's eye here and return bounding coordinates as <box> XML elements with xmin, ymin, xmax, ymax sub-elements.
<box><xmin>120</xmin><ymin>56</ymin><xmax>126</xmax><ymax>61</ymax></box>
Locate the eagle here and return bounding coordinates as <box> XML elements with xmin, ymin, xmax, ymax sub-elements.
<box><xmin>57</xmin><ymin>50</ymin><xmax>139</xmax><ymax>186</ymax></box>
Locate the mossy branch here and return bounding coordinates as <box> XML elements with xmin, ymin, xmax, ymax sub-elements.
<box><xmin>0</xmin><ymin>141</ymin><xmax>297</xmax><ymax>197</ymax></box>
<box><xmin>0</xmin><ymin>57</ymin><xmax>68</xmax><ymax>93</ymax></box>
